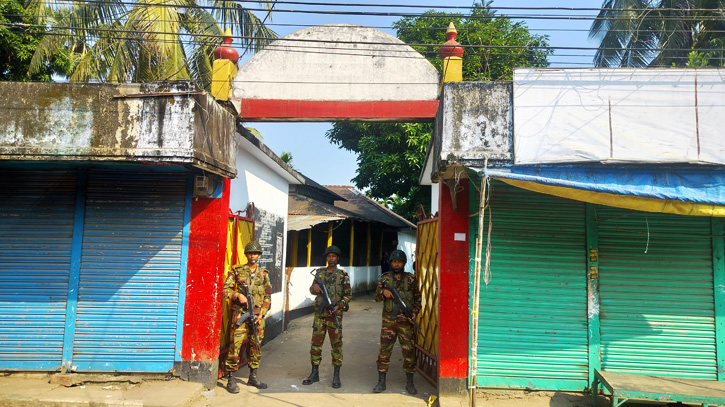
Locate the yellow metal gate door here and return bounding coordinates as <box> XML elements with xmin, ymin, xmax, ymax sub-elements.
<box><xmin>415</xmin><ymin>217</ymin><xmax>439</xmax><ymax>386</ymax></box>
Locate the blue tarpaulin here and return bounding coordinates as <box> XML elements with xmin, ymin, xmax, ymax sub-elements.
<box><xmin>483</xmin><ymin>166</ymin><xmax>725</xmax><ymax>216</ymax></box>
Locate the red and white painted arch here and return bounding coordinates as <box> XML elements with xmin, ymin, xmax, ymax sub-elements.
<box><xmin>231</xmin><ymin>24</ymin><xmax>440</xmax><ymax>122</ymax></box>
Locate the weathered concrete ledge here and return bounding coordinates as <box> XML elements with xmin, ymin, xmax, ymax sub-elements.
<box><xmin>0</xmin><ymin>82</ymin><xmax>236</xmax><ymax>178</ymax></box>
<box><xmin>422</xmin><ymin>81</ymin><xmax>513</xmax><ymax>184</ymax></box>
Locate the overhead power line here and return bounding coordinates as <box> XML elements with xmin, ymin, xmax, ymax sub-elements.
<box><xmin>24</xmin><ymin>0</ymin><xmax>725</xmax><ymax>22</ymax></box>
<box><xmin>8</xmin><ymin>16</ymin><xmax>725</xmax><ymax>38</ymax></box>
<box><xmin>7</xmin><ymin>21</ymin><xmax>724</xmax><ymax>55</ymax></box>
<box><xmin>7</xmin><ymin>1</ymin><xmax>725</xmax><ymax>71</ymax></box>
<box><xmin>4</xmin><ymin>23</ymin><xmax>717</xmax><ymax>68</ymax></box>
<box><xmin>238</xmin><ymin>0</ymin><xmax>725</xmax><ymax>14</ymax></box>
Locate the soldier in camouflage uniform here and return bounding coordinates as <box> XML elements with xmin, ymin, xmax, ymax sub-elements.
<box><xmin>302</xmin><ymin>245</ymin><xmax>352</xmax><ymax>389</ymax></box>
<box><xmin>373</xmin><ymin>249</ymin><xmax>422</xmax><ymax>395</ymax></box>
<box><xmin>221</xmin><ymin>241</ymin><xmax>272</xmax><ymax>393</ymax></box>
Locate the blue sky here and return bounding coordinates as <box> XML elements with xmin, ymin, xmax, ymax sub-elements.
<box><xmin>242</xmin><ymin>0</ymin><xmax>603</xmax><ymax>187</ymax></box>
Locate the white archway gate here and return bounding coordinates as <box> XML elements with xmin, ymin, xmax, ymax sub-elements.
<box><xmin>231</xmin><ymin>24</ymin><xmax>440</xmax><ymax>122</ymax></box>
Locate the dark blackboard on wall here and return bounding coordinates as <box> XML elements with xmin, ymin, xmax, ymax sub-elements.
<box><xmin>254</xmin><ymin>207</ymin><xmax>284</xmax><ymax>294</ymax></box>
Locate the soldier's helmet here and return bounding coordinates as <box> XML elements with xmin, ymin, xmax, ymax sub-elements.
<box><xmin>244</xmin><ymin>241</ymin><xmax>263</xmax><ymax>254</ymax></box>
<box><xmin>389</xmin><ymin>249</ymin><xmax>407</xmax><ymax>263</ymax></box>
<box><xmin>323</xmin><ymin>245</ymin><xmax>342</xmax><ymax>256</ymax></box>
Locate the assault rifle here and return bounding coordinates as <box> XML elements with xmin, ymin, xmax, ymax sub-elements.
<box><xmin>235</xmin><ymin>282</ymin><xmax>261</xmax><ymax>350</ymax></box>
<box><xmin>311</xmin><ymin>270</ymin><xmax>343</xmax><ymax>340</ymax></box>
<box><xmin>382</xmin><ymin>280</ymin><xmax>424</xmax><ymax>340</ymax></box>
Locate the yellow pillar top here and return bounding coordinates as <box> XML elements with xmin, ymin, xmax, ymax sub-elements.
<box><xmin>439</xmin><ymin>22</ymin><xmax>463</xmax><ymax>84</ymax></box>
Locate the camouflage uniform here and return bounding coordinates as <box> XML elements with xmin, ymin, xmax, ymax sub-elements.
<box><xmin>309</xmin><ymin>266</ymin><xmax>351</xmax><ymax>366</ymax></box>
<box><xmin>374</xmin><ymin>271</ymin><xmax>422</xmax><ymax>373</ymax></box>
<box><xmin>223</xmin><ymin>264</ymin><xmax>272</xmax><ymax>371</ymax></box>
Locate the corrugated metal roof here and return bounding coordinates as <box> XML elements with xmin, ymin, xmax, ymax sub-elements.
<box><xmin>288</xmin><ymin>186</ymin><xmax>415</xmax><ymax>231</ymax></box>
<box><xmin>288</xmin><ymin>215</ymin><xmax>346</xmax><ymax>231</ymax></box>
<box><xmin>325</xmin><ymin>186</ymin><xmax>415</xmax><ymax>229</ymax></box>
<box><xmin>288</xmin><ymin>194</ymin><xmax>355</xmax><ymax>231</ymax></box>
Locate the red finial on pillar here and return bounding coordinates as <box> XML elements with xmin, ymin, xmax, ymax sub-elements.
<box><xmin>214</xmin><ymin>28</ymin><xmax>239</xmax><ymax>65</ymax></box>
<box><xmin>439</xmin><ymin>22</ymin><xmax>464</xmax><ymax>60</ymax></box>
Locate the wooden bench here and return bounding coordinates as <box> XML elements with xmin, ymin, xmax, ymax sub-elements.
<box><xmin>592</xmin><ymin>370</ymin><xmax>725</xmax><ymax>407</ymax></box>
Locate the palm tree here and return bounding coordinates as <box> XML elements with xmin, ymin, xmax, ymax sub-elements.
<box><xmin>27</xmin><ymin>0</ymin><xmax>276</xmax><ymax>88</ymax></box>
<box><xmin>590</xmin><ymin>0</ymin><xmax>725</xmax><ymax>67</ymax></box>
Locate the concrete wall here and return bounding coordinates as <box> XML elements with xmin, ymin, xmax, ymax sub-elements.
<box><xmin>397</xmin><ymin>230</ymin><xmax>417</xmax><ymax>267</ymax></box>
<box><xmin>229</xmin><ymin>142</ymin><xmax>291</xmax><ymax>341</ymax></box>
<box><xmin>231</xmin><ymin>24</ymin><xmax>439</xmax><ymax>121</ymax></box>
<box><xmin>430</xmin><ymin>184</ymin><xmax>440</xmax><ymax>217</ymax></box>
<box><xmin>0</xmin><ymin>82</ymin><xmax>236</xmax><ymax>177</ymax></box>
<box><xmin>287</xmin><ymin>266</ymin><xmax>379</xmax><ymax>318</ymax></box>
<box><xmin>421</xmin><ymin>81</ymin><xmax>513</xmax><ymax>186</ymax></box>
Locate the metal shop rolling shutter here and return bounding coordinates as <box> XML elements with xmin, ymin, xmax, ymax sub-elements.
<box><xmin>0</xmin><ymin>170</ymin><xmax>77</xmax><ymax>370</ymax></box>
<box><xmin>73</xmin><ymin>170</ymin><xmax>186</xmax><ymax>372</ymax></box>
<box><xmin>476</xmin><ymin>181</ymin><xmax>589</xmax><ymax>390</ymax></box>
<box><xmin>596</xmin><ymin>206</ymin><xmax>717</xmax><ymax>380</ymax></box>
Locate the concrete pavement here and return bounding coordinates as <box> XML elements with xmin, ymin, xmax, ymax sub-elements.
<box><xmin>0</xmin><ymin>295</ymin><xmax>595</xmax><ymax>407</ymax></box>
<box><xmin>191</xmin><ymin>294</ymin><xmax>438</xmax><ymax>407</ymax></box>
<box><xmin>0</xmin><ymin>372</ymin><xmax>203</xmax><ymax>407</ymax></box>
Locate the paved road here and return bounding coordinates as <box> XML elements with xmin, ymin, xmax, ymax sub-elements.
<box><xmin>192</xmin><ymin>294</ymin><xmax>438</xmax><ymax>406</ymax></box>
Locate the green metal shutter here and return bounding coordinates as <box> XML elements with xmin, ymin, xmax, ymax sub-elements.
<box><xmin>596</xmin><ymin>206</ymin><xmax>717</xmax><ymax>380</ymax></box>
<box><xmin>0</xmin><ymin>169</ymin><xmax>77</xmax><ymax>370</ymax></box>
<box><xmin>476</xmin><ymin>181</ymin><xmax>589</xmax><ymax>390</ymax></box>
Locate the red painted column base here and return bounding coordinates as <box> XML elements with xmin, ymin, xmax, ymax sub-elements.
<box><xmin>180</xmin><ymin>178</ymin><xmax>231</xmax><ymax>389</ymax></box>
<box><xmin>437</xmin><ymin>179</ymin><xmax>471</xmax><ymax>406</ymax></box>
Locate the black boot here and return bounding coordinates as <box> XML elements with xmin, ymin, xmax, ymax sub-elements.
<box><xmin>405</xmin><ymin>372</ymin><xmax>417</xmax><ymax>395</ymax></box>
<box><xmin>373</xmin><ymin>371</ymin><xmax>386</xmax><ymax>393</ymax></box>
<box><xmin>225</xmin><ymin>373</ymin><xmax>239</xmax><ymax>394</ymax></box>
<box><xmin>248</xmin><ymin>368</ymin><xmax>268</xmax><ymax>389</ymax></box>
<box><xmin>302</xmin><ymin>364</ymin><xmax>319</xmax><ymax>385</ymax></box>
<box><xmin>332</xmin><ymin>365</ymin><xmax>341</xmax><ymax>388</ymax></box>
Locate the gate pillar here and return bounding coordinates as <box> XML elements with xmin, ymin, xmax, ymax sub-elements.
<box><xmin>180</xmin><ymin>178</ymin><xmax>231</xmax><ymax>389</ymax></box>
<box><xmin>437</xmin><ymin>179</ymin><xmax>470</xmax><ymax>407</ymax></box>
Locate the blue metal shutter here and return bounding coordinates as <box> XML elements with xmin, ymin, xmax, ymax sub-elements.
<box><xmin>596</xmin><ymin>206</ymin><xmax>717</xmax><ymax>379</ymax></box>
<box><xmin>476</xmin><ymin>181</ymin><xmax>589</xmax><ymax>390</ymax></box>
<box><xmin>73</xmin><ymin>170</ymin><xmax>186</xmax><ymax>372</ymax></box>
<box><xmin>0</xmin><ymin>169</ymin><xmax>77</xmax><ymax>370</ymax></box>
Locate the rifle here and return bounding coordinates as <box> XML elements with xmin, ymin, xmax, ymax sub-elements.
<box><xmin>235</xmin><ymin>282</ymin><xmax>261</xmax><ymax>350</ymax></box>
<box><xmin>382</xmin><ymin>279</ymin><xmax>424</xmax><ymax>340</ymax></box>
<box><xmin>311</xmin><ymin>270</ymin><xmax>343</xmax><ymax>340</ymax></box>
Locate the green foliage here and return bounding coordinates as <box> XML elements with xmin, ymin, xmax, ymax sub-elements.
<box><xmin>0</xmin><ymin>0</ymin><xmax>70</xmax><ymax>81</ymax></box>
<box><xmin>26</xmin><ymin>0</ymin><xmax>276</xmax><ymax>88</ymax></box>
<box><xmin>590</xmin><ymin>0</ymin><xmax>725</xmax><ymax>67</ymax></box>
<box><xmin>280</xmin><ymin>151</ymin><xmax>294</xmax><ymax>168</ymax></box>
<box><xmin>326</xmin><ymin>122</ymin><xmax>432</xmax><ymax>222</ymax></box>
<box><xmin>394</xmin><ymin>3</ymin><xmax>551</xmax><ymax>81</ymax></box>
<box><xmin>327</xmin><ymin>2</ymin><xmax>550</xmax><ymax>222</ymax></box>
<box><xmin>684</xmin><ymin>39</ymin><xmax>725</xmax><ymax>67</ymax></box>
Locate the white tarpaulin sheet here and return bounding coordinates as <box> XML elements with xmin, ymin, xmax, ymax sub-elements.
<box><xmin>513</xmin><ymin>68</ymin><xmax>725</xmax><ymax>164</ymax></box>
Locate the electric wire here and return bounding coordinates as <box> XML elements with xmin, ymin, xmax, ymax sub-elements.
<box><xmin>5</xmin><ymin>21</ymin><xmax>724</xmax><ymax>56</ymax></box>
<box><xmin>12</xmin><ymin>0</ymin><xmax>725</xmax><ymax>22</ymax></box>
<box><xmin>5</xmin><ymin>2</ymin><xmax>725</xmax><ymax>73</ymax></box>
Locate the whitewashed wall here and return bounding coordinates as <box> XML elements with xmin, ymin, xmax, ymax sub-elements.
<box><xmin>287</xmin><ymin>266</ymin><xmax>380</xmax><ymax>315</ymax></box>
<box><xmin>229</xmin><ymin>135</ymin><xmax>295</xmax><ymax>335</ymax></box>
<box><xmin>397</xmin><ymin>230</ymin><xmax>417</xmax><ymax>267</ymax></box>
<box><xmin>430</xmin><ymin>184</ymin><xmax>440</xmax><ymax>218</ymax></box>
<box><xmin>231</xmin><ymin>25</ymin><xmax>439</xmax><ymax>110</ymax></box>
